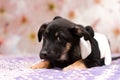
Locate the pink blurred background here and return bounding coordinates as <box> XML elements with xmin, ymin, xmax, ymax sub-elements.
<box><xmin>0</xmin><ymin>0</ymin><xmax>120</xmax><ymax>56</ymax></box>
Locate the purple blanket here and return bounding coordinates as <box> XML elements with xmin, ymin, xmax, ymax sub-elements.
<box><xmin>0</xmin><ymin>55</ymin><xmax>120</xmax><ymax>80</ymax></box>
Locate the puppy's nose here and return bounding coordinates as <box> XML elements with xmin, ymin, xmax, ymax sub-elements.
<box><xmin>40</xmin><ymin>51</ymin><xmax>48</xmax><ymax>59</ymax></box>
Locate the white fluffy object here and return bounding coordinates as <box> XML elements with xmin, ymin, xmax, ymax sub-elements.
<box><xmin>81</xmin><ymin>33</ymin><xmax>111</xmax><ymax>65</ymax></box>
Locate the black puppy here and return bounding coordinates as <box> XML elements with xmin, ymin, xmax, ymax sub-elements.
<box><xmin>31</xmin><ymin>16</ymin><xmax>111</xmax><ymax>70</ymax></box>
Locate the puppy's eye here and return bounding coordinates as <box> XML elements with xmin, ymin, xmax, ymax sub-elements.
<box><xmin>57</xmin><ymin>37</ymin><xmax>60</xmax><ymax>41</ymax></box>
<box><xmin>57</xmin><ymin>36</ymin><xmax>65</xmax><ymax>42</ymax></box>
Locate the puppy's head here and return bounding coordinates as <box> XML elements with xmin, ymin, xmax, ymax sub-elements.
<box><xmin>38</xmin><ymin>16</ymin><xmax>92</xmax><ymax>62</ymax></box>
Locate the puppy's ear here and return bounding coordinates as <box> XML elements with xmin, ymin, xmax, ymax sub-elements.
<box><xmin>70</xmin><ymin>25</ymin><xmax>91</xmax><ymax>40</ymax></box>
<box><xmin>38</xmin><ymin>23</ymin><xmax>48</xmax><ymax>42</ymax></box>
<box><xmin>85</xmin><ymin>26</ymin><xmax>94</xmax><ymax>38</ymax></box>
<box><xmin>53</xmin><ymin>16</ymin><xmax>62</xmax><ymax>20</ymax></box>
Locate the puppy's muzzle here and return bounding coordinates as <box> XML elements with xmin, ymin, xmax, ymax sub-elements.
<box><xmin>40</xmin><ymin>51</ymin><xmax>48</xmax><ymax>59</ymax></box>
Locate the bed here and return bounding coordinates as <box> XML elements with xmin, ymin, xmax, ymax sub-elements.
<box><xmin>0</xmin><ymin>55</ymin><xmax>120</xmax><ymax>80</ymax></box>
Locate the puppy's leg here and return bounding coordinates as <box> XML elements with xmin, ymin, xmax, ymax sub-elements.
<box><xmin>30</xmin><ymin>60</ymin><xmax>50</xmax><ymax>69</ymax></box>
<box><xmin>63</xmin><ymin>59</ymin><xmax>86</xmax><ymax>71</ymax></box>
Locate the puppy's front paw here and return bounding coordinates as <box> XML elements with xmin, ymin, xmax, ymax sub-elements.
<box><xmin>30</xmin><ymin>63</ymin><xmax>42</xmax><ymax>69</ymax></box>
<box><xmin>63</xmin><ymin>65</ymin><xmax>74</xmax><ymax>71</ymax></box>
<box><xmin>30</xmin><ymin>60</ymin><xmax>50</xmax><ymax>69</ymax></box>
<box><xmin>63</xmin><ymin>60</ymin><xmax>87</xmax><ymax>71</ymax></box>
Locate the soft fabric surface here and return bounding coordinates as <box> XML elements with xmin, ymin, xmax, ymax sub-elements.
<box><xmin>0</xmin><ymin>55</ymin><xmax>120</xmax><ymax>80</ymax></box>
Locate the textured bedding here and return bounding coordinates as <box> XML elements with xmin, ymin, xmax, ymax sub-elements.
<box><xmin>0</xmin><ymin>55</ymin><xmax>120</xmax><ymax>80</ymax></box>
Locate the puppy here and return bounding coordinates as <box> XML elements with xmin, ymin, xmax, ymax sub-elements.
<box><xmin>31</xmin><ymin>16</ymin><xmax>111</xmax><ymax>71</ymax></box>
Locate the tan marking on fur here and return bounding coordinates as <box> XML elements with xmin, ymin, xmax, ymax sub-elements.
<box><xmin>77</xmin><ymin>29</ymin><xmax>82</xmax><ymax>34</ymax></box>
<box><xmin>30</xmin><ymin>60</ymin><xmax>50</xmax><ymax>69</ymax></box>
<box><xmin>63</xmin><ymin>59</ymin><xmax>86</xmax><ymax>71</ymax></box>
<box><xmin>60</xmin><ymin>43</ymin><xmax>71</xmax><ymax>60</ymax></box>
<box><xmin>66</xmin><ymin>43</ymin><xmax>71</xmax><ymax>50</ymax></box>
<box><xmin>75</xmin><ymin>26</ymin><xmax>82</xmax><ymax>34</ymax></box>
<box><xmin>46</xmin><ymin>29</ymin><xmax>49</xmax><ymax>33</ymax></box>
<box><xmin>55</xmin><ymin>32</ymin><xmax>58</xmax><ymax>37</ymax></box>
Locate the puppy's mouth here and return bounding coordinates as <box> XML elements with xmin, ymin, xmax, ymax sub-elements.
<box><xmin>49</xmin><ymin>54</ymin><xmax>67</xmax><ymax>61</ymax></box>
<box><xmin>40</xmin><ymin>52</ymin><xmax>68</xmax><ymax>62</ymax></box>
<box><xmin>40</xmin><ymin>52</ymin><xmax>60</xmax><ymax>61</ymax></box>
<box><xmin>40</xmin><ymin>43</ymin><xmax>72</xmax><ymax>62</ymax></box>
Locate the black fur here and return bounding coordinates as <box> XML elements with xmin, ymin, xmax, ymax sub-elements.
<box><xmin>84</xmin><ymin>26</ymin><xmax>104</xmax><ymax>67</ymax></box>
<box><xmin>38</xmin><ymin>16</ymin><xmax>104</xmax><ymax>68</ymax></box>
